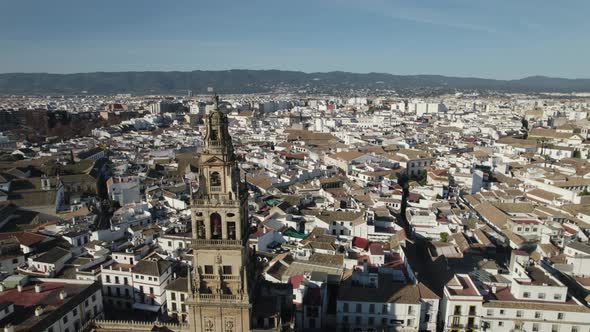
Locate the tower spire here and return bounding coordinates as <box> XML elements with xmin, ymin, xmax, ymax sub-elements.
<box><xmin>214</xmin><ymin>93</ymin><xmax>220</xmax><ymax>111</ymax></box>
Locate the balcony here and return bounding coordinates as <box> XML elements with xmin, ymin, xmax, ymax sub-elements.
<box><xmin>192</xmin><ymin>198</ymin><xmax>241</xmax><ymax>207</ymax></box>
<box><xmin>192</xmin><ymin>293</ymin><xmax>248</xmax><ymax>304</ymax></box>
<box><xmin>192</xmin><ymin>238</ymin><xmax>243</xmax><ymax>248</ymax></box>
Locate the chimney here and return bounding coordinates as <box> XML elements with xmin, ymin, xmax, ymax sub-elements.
<box><xmin>59</xmin><ymin>289</ymin><xmax>67</xmax><ymax>300</ymax></box>
<box><xmin>491</xmin><ymin>285</ymin><xmax>497</xmax><ymax>294</ymax></box>
<box><xmin>17</xmin><ymin>285</ymin><xmax>23</xmax><ymax>293</ymax></box>
<box><xmin>34</xmin><ymin>284</ymin><xmax>42</xmax><ymax>293</ymax></box>
<box><xmin>0</xmin><ymin>284</ymin><xmax>5</xmax><ymax>292</ymax></box>
<box><xmin>35</xmin><ymin>306</ymin><xmax>44</xmax><ymax>317</ymax></box>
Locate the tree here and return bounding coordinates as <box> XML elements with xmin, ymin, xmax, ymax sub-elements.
<box><xmin>440</xmin><ymin>232</ymin><xmax>449</xmax><ymax>242</ymax></box>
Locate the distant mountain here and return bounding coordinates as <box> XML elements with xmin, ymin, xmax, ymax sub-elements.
<box><xmin>0</xmin><ymin>70</ymin><xmax>589</xmax><ymax>95</ymax></box>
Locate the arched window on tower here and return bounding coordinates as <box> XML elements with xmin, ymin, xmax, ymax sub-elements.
<box><xmin>210</xmin><ymin>213</ymin><xmax>222</xmax><ymax>239</ymax></box>
<box><xmin>210</xmin><ymin>172</ymin><xmax>221</xmax><ymax>192</ymax></box>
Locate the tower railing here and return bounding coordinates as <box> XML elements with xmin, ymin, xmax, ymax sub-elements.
<box><xmin>192</xmin><ymin>198</ymin><xmax>241</xmax><ymax>206</ymax></box>
<box><xmin>192</xmin><ymin>293</ymin><xmax>248</xmax><ymax>304</ymax></box>
<box><xmin>192</xmin><ymin>238</ymin><xmax>243</xmax><ymax>248</ymax></box>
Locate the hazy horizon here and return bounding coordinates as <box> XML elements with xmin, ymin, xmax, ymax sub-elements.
<box><xmin>1</xmin><ymin>68</ymin><xmax>589</xmax><ymax>82</ymax></box>
<box><xmin>1</xmin><ymin>0</ymin><xmax>589</xmax><ymax>80</ymax></box>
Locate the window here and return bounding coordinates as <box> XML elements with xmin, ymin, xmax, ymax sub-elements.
<box><xmin>408</xmin><ymin>306</ymin><xmax>415</xmax><ymax>315</ymax></box>
<box><xmin>369</xmin><ymin>304</ymin><xmax>375</xmax><ymax>313</ymax></box>
<box><xmin>204</xmin><ymin>265</ymin><xmax>214</xmax><ymax>274</ymax></box>
<box><xmin>356</xmin><ymin>304</ymin><xmax>362</xmax><ymax>313</ymax></box>
<box><xmin>538</xmin><ymin>293</ymin><xmax>546</xmax><ymax>299</ymax></box>
<box><xmin>223</xmin><ymin>265</ymin><xmax>232</xmax><ymax>275</ymax></box>
<box><xmin>227</xmin><ymin>222</ymin><xmax>236</xmax><ymax>240</ymax></box>
<box><xmin>115</xmin><ymin>276</ymin><xmax>119</xmax><ymax>284</ymax></box>
<box><xmin>500</xmin><ymin>309</ymin><xmax>505</xmax><ymax>315</ymax></box>
<box><xmin>486</xmin><ymin>309</ymin><xmax>493</xmax><ymax>316</ymax></box>
<box><xmin>453</xmin><ymin>306</ymin><xmax>461</xmax><ymax>315</ymax></box>
<box><xmin>149</xmin><ymin>287</ymin><xmax>154</xmax><ymax>295</ymax></box>
<box><xmin>92</xmin><ymin>294</ymin><xmax>96</xmax><ymax>302</ymax></box>
<box><xmin>533</xmin><ymin>323</ymin><xmax>539</xmax><ymax>332</ymax></box>
<box><xmin>572</xmin><ymin>326</ymin><xmax>579</xmax><ymax>332</ymax></box>
<box><xmin>197</xmin><ymin>220</ymin><xmax>205</xmax><ymax>239</ymax></box>
<box><xmin>382</xmin><ymin>304</ymin><xmax>388</xmax><ymax>314</ymax></box>
<box><xmin>343</xmin><ymin>315</ymin><xmax>348</xmax><ymax>323</ymax></box>
<box><xmin>172</xmin><ymin>303</ymin><xmax>177</xmax><ymax>311</ymax></box>
<box><xmin>106</xmin><ymin>275</ymin><xmax>111</xmax><ymax>283</ymax></box>
<box><xmin>124</xmin><ymin>277</ymin><xmax>128</xmax><ymax>285</ymax></box>
<box><xmin>552</xmin><ymin>324</ymin><xmax>559</xmax><ymax>332</ymax></box>
<box><xmin>523</xmin><ymin>292</ymin><xmax>530</xmax><ymax>298</ymax></box>
<box><xmin>517</xmin><ymin>310</ymin><xmax>523</xmax><ymax>318</ymax></box>
<box><xmin>48</xmin><ymin>327</ymin><xmax>54</xmax><ymax>332</ymax></box>
<box><xmin>467</xmin><ymin>317</ymin><xmax>475</xmax><ymax>329</ymax></box>
<box><xmin>554</xmin><ymin>294</ymin><xmax>562</xmax><ymax>300</ymax></box>
<box><xmin>468</xmin><ymin>305</ymin><xmax>476</xmax><ymax>316</ymax></box>
<box><xmin>499</xmin><ymin>322</ymin><xmax>504</xmax><ymax>327</ymax></box>
<box><xmin>63</xmin><ymin>316</ymin><xmax>68</xmax><ymax>324</ymax></box>
<box><xmin>210</xmin><ymin>213</ymin><xmax>222</xmax><ymax>239</ymax></box>
<box><xmin>180</xmin><ymin>294</ymin><xmax>185</xmax><ymax>301</ymax></box>
<box><xmin>535</xmin><ymin>312</ymin><xmax>542</xmax><ymax>319</ymax></box>
<box><xmin>343</xmin><ymin>303</ymin><xmax>349</xmax><ymax>312</ymax></box>
<box><xmin>355</xmin><ymin>316</ymin><xmax>361</xmax><ymax>324</ymax></box>
<box><xmin>558</xmin><ymin>313</ymin><xmax>564</xmax><ymax>320</ymax></box>
<box><xmin>171</xmin><ymin>292</ymin><xmax>176</xmax><ymax>301</ymax></box>
<box><xmin>168</xmin><ymin>241</ymin><xmax>172</xmax><ymax>246</ymax></box>
<box><xmin>72</xmin><ymin>308</ymin><xmax>77</xmax><ymax>316</ymax></box>
<box><xmin>368</xmin><ymin>317</ymin><xmax>374</xmax><ymax>325</ymax></box>
<box><xmin>210</xmin><ymin>172</ymin><xmax>221</xmax><ymax>187</ymax></box>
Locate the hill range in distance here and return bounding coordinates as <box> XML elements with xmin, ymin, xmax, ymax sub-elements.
<box><xmin>1</xmin><ymin>69</ymin><xmax>589</xmax><ymax>95</ymax></box>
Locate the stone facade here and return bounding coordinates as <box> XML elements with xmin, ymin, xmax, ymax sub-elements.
<box><xmin>186</xmin><ymin>95</ymin><xmax>253</xmax><ymax>332</ymax></box>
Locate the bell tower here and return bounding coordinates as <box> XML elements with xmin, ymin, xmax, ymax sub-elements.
<box><xmin>187</xmin><ymin>95</ymin><xmax>252</xmax><ymax>332</ymax></box>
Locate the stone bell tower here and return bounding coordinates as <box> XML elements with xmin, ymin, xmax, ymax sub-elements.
<box><xmin>187</xmin><ymin>95</ymin><xmax>252</xmax><ymax>332</ymax></box>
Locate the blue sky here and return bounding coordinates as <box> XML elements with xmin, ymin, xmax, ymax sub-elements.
<box><xmin>1</xmin><ymin>0</ymin><xmax>589</xmax><ymax>79</ymax></box>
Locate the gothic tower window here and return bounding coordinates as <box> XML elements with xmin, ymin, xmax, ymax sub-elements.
<box><xmin>210</xmin><ymin>213</ymin><xmax>222</xmax><ymax>239</ymax></box>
